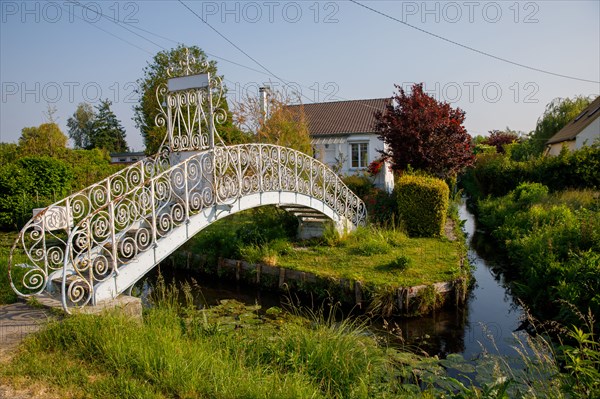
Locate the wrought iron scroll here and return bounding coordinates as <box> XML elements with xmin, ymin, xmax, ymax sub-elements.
<box><xmin>58</xmin><ymin>144</ymin><xmax>366</xmax><ymax>310</ymax></box>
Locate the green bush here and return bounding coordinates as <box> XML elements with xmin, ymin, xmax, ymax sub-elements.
<box><xmin>395</xmin><ymin>175</ymin><xmax>449</xmax><ymax>237</ymax></box>
<box><xmin>342</xmin><ymin>174</ymin><xmax>374</xmax><ymax>198</ymax></box>
<box><xmin>462</xmin><ymin>143</ymin><xmax>600</xmax><ymax>200</ymax></box>
<box><xmin>0</xmin><ymin>156</ymin><xmax>74</xmax><ymax>230</ymax></box>
<box><xmin>387</xmin><ymin>254</ymin><xmax>411</xmax><ymax>271</ymax></box>
<box><xmin>477</xmin><ymin>187</ymin><xmax>600</xmax><ymax>327</ymax></box>
<box><xmin>512</xmin><ymin>182</ymin><xmax>549</xmax><ymax>205</ymax></box>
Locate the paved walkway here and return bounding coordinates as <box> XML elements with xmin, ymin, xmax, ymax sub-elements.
<box><xmin>0</xmin><ymin>302</ymin><xmax>52</xmax><ymax>356</ymax></box>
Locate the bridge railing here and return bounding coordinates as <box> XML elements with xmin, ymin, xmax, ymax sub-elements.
<box><xmin>10</xmin><ymin>143</ymin><xmax>366</xmax><ymax>311</ymax></box>
<box><xmin>7</xmin><ymin>149</ymin><xmax>173</xmax><ymax>299</ymax></box>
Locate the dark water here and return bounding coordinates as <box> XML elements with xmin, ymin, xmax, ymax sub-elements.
<box><xmin>142</xmin><ymin>202</ymin><xmax>530</xmax><ymax>359</ymax></box>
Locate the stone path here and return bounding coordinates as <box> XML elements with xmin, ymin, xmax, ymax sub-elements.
<box><xmin>0</xmin><ymin>302</ymin><xmax>59</xmax><ymax>399</ymax></box>
<box><xmin>0</xmin><ymin>302</ymin><xmax>52</xmax><ymax>356</ymax></box>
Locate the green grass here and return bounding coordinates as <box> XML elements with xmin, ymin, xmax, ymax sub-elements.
<box><xmin>184</xmin><ymin>207</ymin><xmax>465</xmax><ymax>289</ymax></box>
<box><xmin>476</xmin><ymin>185</ymin><xmax>600</xmax><ymax>327</ymax></box>
<box><xmin>0</xmin><ymin>231</ymin><xmax>19</xmax><ymax>304</ymax></box>
<box><xmin>2</xmin><ymin>279</ymin><xmax>597</xmax><ymax>398</ymax></box>
<box><xmin>0</xmin><ymin>281</ymin><xmax>443</xmax><ymax>399</ymax></box>
<box><xmin>273</xmin><ymin>227</ymin><xmax>463</xmax><ymax>288</ymax></box>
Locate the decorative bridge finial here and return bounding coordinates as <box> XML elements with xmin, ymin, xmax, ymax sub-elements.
<box><xmin>167</xmin><ymin>47</ymin><xmax>197</xmax><ymax>77</ymax></box>
<box><xmin>158</xmin><ymin>47</ymin><xmax>226</xmax><ymax>153</ymax></box>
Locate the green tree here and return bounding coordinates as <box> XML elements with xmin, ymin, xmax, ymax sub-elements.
<box><xmin>134</xmin><ymin>45</ymin><xmax>223</xmax><ymax>153</ymax></box>
<box><xmin>232</xmin><ymin>90</ymin><xmax>311</xmax><ymax>154</ymax></box>
<box><xmin>530</xmin><ymin>96</ymin><xmax>592</xmax><ymax>155</ymax></box>
<box><xmin>18</xmin><ymin>123</ymin><xmax>67</xmax><ymax>157</ymax></box>
<box><xmin>58</xmin><ymin>148</ymin><xmax>119</xmax><ymax>190</ymax></box>
<box><xmin>0</xmin><ymin>156</ymin><xmax>73</xmax><ymax>230</ymax></box>
<box><xmin>90</xmin><ymin>99</ymin><xmax>129</xmax><ymax>153</ymax></box>
<box><xmin>67</xmin><ymin>102</ymin><xmax>95</xmax><ymax>149</ymax></box>
<box><xmin>0</xmin><ymin>143</ymin><xmax>19</xmax><ymax>166</ymax></box>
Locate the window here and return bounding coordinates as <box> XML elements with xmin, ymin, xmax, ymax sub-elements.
<box><xmin>350</xmin><ymin>142</ymin><xmax>368</xmax><ymax>169</ymax></box>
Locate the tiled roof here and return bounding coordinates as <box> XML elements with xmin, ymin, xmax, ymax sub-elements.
<box><xmin>547</xmin><ymin>96</ymin><xmax>600</xmax><ymax>145</ymax></box>
<box><xmin>288</xmin><ymin>98</ymin><xmax>389</xmax><ymax>136</ymax></box>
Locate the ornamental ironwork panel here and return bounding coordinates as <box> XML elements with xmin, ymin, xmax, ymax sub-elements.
<box><xmin>8</xmin><ymin>48</ymin><xmax>367</xmax><ymax>312</ymax></box>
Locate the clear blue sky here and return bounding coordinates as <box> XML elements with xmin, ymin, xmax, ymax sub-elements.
<box><xmin>1</xmin><ymin>0</ymin><xmax>599</xmax><ymax>151</ymax></box>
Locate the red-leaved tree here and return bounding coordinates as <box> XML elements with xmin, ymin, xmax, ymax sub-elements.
<box><xmin>483</xmin><ymin>129</ymin><xmax>520</xmax><ymax>153</ymax></box>
<box><xmin>375</xmin><ymin>83</ymin><xmax>474</xmax><ymax>178</ymax></box>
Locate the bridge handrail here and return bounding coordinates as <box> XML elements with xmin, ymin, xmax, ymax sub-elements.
<box><xmin>59</xmin><ymin>143</ymin><xmax>366</xmax><ymax>310</ymax></box>
<box><xmin>7</xmin><ymin>149</ymin><xmax>172</xmax><ymax>298</ymax></box>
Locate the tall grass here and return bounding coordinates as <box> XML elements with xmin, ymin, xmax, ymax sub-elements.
<box><xmin>2</xmin><ymin>276</ymin><xmax>600</xmax><ymax>398</ymax></box>
<box><xmin>1</xmin><ymin>278</ymin><xmax>416</xmax><ymax>398</ymax></box>
<box><xmin>477</xmin><ymin>184</ymin><xmax>600</xmax><ymax>327</ymax></box>
<box><xmin>0</xmin><ymin>231</ymin><xmax>19</xmax><ymax>304</ymax></box>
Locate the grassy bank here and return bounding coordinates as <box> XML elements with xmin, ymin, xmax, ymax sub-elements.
<box><xmin>274</xmin><ymin>227</ymin><xmax>462</xmax><ymax>288</ymax></box>
<box><xmin>475</xmin><ymin>183</ymin><xmax>600</xmax><ymax>327</ymax></box>
<box><xmin>0</xmin><ymin>282</ymin><xmax>438</xmax><ymax>398</ymax></box>
<box><xmin>184</xmin><ymin>207</ymin><xmax>465</xmax><ymax>287</ymax></box>
<box><xmin>176</xmin><ymin>206</ymin><xmax>467</xmax><ymax>316</ymax></box>
<box><xmin>0</xmin><ymin>232</ymin><xmax>18</xmax><ymax>304</ymax></box>
<box><xmin>3</xmin><ymin>278</ymin><xmax>598</xmax><ymax>398</ymax></box>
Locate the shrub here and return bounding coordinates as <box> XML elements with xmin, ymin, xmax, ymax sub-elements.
<box><xmin>395</xmin><ymin>175</ymin><xmax>449</xmax><ymax>237</ymax></box>
<box><xmin>512</xmin><ymin>182</ymin><xmax>549</xmax><ymax>205</ymax></box>
<box><xmin>342</xmin><ymin>174</ymin><xmax>374</xmax><ymax>198</ymax></box>
<box><xmin>462</xmin><ymin>143</ymin><xmax>600</xmax><ymax>200</ymax></box>
<box><xmin>0</xmin><ymin>156</ymin><xmax>74</xmax><ymax>230</ymax></box>
<box><xmin>476</xmin><ymin>187</ymin><xmax>600</xmax><ymax>327</ymax></box>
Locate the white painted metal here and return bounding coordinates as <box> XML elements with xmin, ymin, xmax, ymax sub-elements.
<box><xmin>7</xmin><ymin>48</ymin><xmax>367</xmax><ymax>313</ymax></box>
<box><xmin>167</xmin><ymin>73</ymin><xmax>210</xmax><ymax>92</ymax></box>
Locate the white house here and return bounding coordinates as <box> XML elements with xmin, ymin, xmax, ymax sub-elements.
<box><xmin>545</xmin><ymin>96</ymin><xmax>600</xmax><ymax>156</ymax></box>
<box><xmin>289</xmin><ymin>98</ymin><xmax>394</xmax><ymax>193</ymax></box>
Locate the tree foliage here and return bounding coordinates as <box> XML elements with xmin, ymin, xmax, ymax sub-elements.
<box><xmin>18</xmin><ymin>123</ymin><xmax>67</xmax><ymax>157</ymax></box>
<box><xmin>530</xmin><ymin>96</ymin><xmax>592</xmax><ymax>155</ymax></box>
<box><xmin>375</xmin><ymin>83</ymin><xmax>473</xmax><ymax>179</ymax></box>
<box><xmin>0</xmin><ymin>143</ymin><xmax>19</xmax><ymax>166</ymax></box>
<box><xmin>0</xmin><ymin>156</ymin><xmax>73</xmax><ymax>230</ymax></box>
<box><xmin>67</xmin><ymin>102</ymin><xmax>95</xmax><ymax>149</ymax></box>
<box><xmin>232</xmin><ymin>90</ymin><xmax>311</xmax><ymax>154</ymax></box>
<box><xmin>91</xmin><ymin>100</ymin><xmax>128</xmax><ymax>153</ymax></box>
<box><xmin>67</xmin><ymin>101</ymin><xmax>129</xmax><ymax>152</ymax></box>
<box><xmin>134</xmin><ymin>45</ymin><xmax>240</xmax><ymax>153</ymax></box>
<box><xmin>483</xmin><ymin>128</ymin><xmax>520</xmax><ymax>153</ymax></box>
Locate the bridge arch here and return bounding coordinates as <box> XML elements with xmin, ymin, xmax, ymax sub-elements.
<box><xmin>8</xmin><ymin>51</ymin><xmax>366</xmax><ymax>312</ymax></box>
<box><xmin>9</xmin><ymin>144</ymin><xmax>366</xmax><ymax>312</ymax></box>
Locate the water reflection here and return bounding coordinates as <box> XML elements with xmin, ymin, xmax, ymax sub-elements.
<box><xmin>141</xmin><ymin>201</ymin><xmax>530</xmax><ymax>358</ymax></box>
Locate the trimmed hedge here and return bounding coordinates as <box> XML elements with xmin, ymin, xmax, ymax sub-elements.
<box><xmin>396</xmin><ymin>175</ymin><xmax>449</xmax><ymax>237</ymax></box>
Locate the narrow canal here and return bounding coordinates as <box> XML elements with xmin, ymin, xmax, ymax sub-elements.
<box><xmin>142</xmin><ymin>201</ymin><xmax>531</xmax><ymax>360</ymax></box>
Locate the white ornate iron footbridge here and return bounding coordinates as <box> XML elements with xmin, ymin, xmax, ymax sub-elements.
<box><xmin>8</xmin><ymin>50</ymin><xmax>366</xmax><ymax>312</ymax></box>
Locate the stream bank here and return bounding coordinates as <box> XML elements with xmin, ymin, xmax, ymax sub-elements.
<box><xmin>143</xmin><ymin>202</ymin><xmax>531</xmax><ymax>358</ymax></box>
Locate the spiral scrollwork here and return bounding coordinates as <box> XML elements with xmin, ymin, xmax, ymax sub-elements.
<box><xmin>9</xmin><ymin>49</ymin><xmax>367</xmax><ymax>314</ymax></box>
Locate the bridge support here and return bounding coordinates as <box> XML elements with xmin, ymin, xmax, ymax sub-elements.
<box><xmin>297</xmin><ymin>216</ymin><xmax>354</xmax><ymax>240</ymax></box>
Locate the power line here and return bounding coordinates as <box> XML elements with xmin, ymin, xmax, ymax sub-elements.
<box><xmin>58</xmin><ymin>0</ymin><xmax>385</xmax><ymax>110</ymax></box>
<box><xmin>177</xmin><ymin>0</ymin><xmax>336</xmax><ymax>106</ymax></box>
<box><xmin>56</xmin><ymin>1</ymin><xmax>153</xmax><ymax>55</ymax></box>
<box><xmin>177</xmin><ymin>1</ymin><xmax>287</xmax><ymax>85</ymax></box>
<box><xmin>348</xmin><ymin>0</ymin><xmax>600</xmax><ymax>85</ymax></box>
<box><xmin>66</xmin><ymin>0</ymin><xmax>167</xmax><ymax>50</ymax></box>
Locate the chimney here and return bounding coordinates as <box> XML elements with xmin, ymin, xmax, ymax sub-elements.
<box><xmin>259</xmin><ymin>87</ymin><xmax>268</xmax><ymax>118</ymax></box>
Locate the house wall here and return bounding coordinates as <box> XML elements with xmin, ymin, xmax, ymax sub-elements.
<box><xmin>312</xmin><ymin>133</ymin><xmax>394</xmax><ymax>193</ymax></box>
<box><xmin>547</xmin><ymin>140</ymin><xmax>576</xmax><ymax>156</ymax></box>
<box><xmin>575</xmin><ymin>117</ymin><xmax>600</xmax><ymax>149</ymax></box>
<box><xmin>546</xmin><ymin>116</ymin><xmax>600</xmax><ymax>156</ymax></box>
